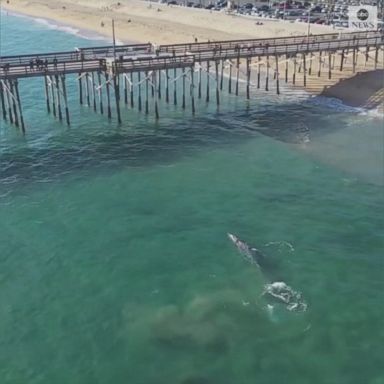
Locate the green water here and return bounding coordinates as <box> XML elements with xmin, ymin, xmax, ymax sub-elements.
<box><xmin>1</xmin><ymin>135</ymin><xmax>383</xmax><ymax>384</ymax></box>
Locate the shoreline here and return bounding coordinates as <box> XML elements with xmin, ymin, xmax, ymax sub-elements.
<box><xmin>1</xmin><ymin>1</ymin><xmax>383</xmax><ymax>112</ymax></box>
<box><xmin>0</xmin><ymin>8</ymin><xmax>124</xmax><ymax>45</ymax></box>
<box><xmin>1</xmin><ymin>0</ymin><xmax>337</xmax><ymax>44</ymax></box>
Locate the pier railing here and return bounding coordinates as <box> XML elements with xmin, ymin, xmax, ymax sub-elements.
<box><xmin>158</xmin><ymin>31</ymin><xmax>383</xmax><ymax>54</ymax></box>
<box><xmin>0</xmin><ymin>43</ymin><xmax>152</xmax><ymax>68</ymax></box>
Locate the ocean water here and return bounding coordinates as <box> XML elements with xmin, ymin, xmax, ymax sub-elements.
<box><xmin>1</xmin><ymin>12</ymin><xmax>383</xmax><ymax>384</ymax></box>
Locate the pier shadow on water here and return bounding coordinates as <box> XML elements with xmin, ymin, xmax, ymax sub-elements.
<box><xmin>0</xmin><ymin>92</ymin><xmax>358</xmax><ymax>197</ymax></box>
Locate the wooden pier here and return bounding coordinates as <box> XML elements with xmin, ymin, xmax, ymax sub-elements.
<box><xmin>0</xmin><ymin>31</ymin><xmax>382</xmax><ymax>133</ymax></box>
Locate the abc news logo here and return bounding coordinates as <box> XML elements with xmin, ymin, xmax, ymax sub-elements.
<box><xmin>349</xmin><ymin>6</ymin><xmax>377</xmax><ymax>29</ymax></box>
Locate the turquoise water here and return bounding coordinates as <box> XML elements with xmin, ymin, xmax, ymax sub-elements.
<box><xmin>1</xmin><ymin>12</ymin><xmax>383</xmax><ymax>384</ymax></box>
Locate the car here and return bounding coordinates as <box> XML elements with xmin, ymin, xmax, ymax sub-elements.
<box><xmin>279</xmin><ymin>2</ymin><xmax>292</xmax><ymax>9</ymax></box>
<box><xmin>310</xmin><ymin>6</ymin><xmax>322</xmax><ymax>12</ymax></box>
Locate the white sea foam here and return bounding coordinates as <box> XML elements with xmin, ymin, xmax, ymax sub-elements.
<box><xmin>358</xmin><ymin>106</ymin><xmax>384</xmax><ymax>119</ymax></box>
<box><xmin>307</xmin><ymin>95</ymin><xmax>364</xmax><ymax>113</ymax></box>
<box><xmin>309</xmin><ymin>95</ymin><xmax>383</xmax><ymax>119</ymax></box>
<box><xmin>264</xmin><ymin>241</ymin><xmax>295</xmax><ymax>253</ymax></box>
<box><xmin>1</xmin><ymin>10</ymin><xmax>124</xmax><ymax>45</ymax></box>
<box><xmin>263</xmin><ymin>282</ymin><xmax>308</xmax><ymax>313</ymax></box>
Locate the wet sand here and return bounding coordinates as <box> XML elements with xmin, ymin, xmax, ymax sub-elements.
<box><xmin>321</xmin><ymin>69</ymin><xmax>384</xmax><ymax>109</ymax></box>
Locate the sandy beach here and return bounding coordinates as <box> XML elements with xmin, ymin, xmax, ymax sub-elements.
<box><xmin>1</xmin><ymin>0</ymin><xmax>383</xmax><ymax>110</ymax></box>
<box><xmin>2</xmin><ymin>0</ymin><xmax>338</xmax><ymax>44</ymax></box>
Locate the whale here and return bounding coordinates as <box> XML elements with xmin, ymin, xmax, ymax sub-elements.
<box><xmin>227</xmin><ymin>233</ymin><xmax>307</xmax><ymax>313</ymax></box>
<box><xmin>227</xmin><ymin>233</ymin><xmax>267</xmax><ymax>268</ymax></box>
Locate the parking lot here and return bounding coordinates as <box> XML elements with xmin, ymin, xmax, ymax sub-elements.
<box><xmin>154</xmin><ymin>0</ymin><xmax>383</xmax><ymax>29</ymax></box>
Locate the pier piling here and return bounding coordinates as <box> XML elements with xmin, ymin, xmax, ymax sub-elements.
<box><xmin>61</xmin><ymin>75</ymin><xmax>70</xmax><ymax>126</ymax></box>
<box><xmin>339</xmin><ymin>50</ymin><xmax>344</xmax><ymax>72</ymax></box>
<box><xmin>91</xmin><ymin>72</ymin><xmax>97</xmax><ymax>112</ymax></box>
<box><xmin>0</xmin><ymin>81</ymin><xmax>7</xmax><ymax>121</ymax></box>
<box><xmin>14</xmin><ymin>80</ymin><xmax>25</xmax><ymax>133</ymax></box>
<box><xmin>246</xmin><ymin>58</ymin><xmax>251</xmax><ymax>99</ymax></box>
<box><xmin>55</xmin><ymin>74</ymin><xmax>63</xmax><ymax>121</ymax></box>
<box><xmin>235</xmin><ymin>56</ymin><xmax>240</xmax><ymax>96</ymax></box>
<box><xmin>105</xmin><ymin>73</ymin><xmax>112</xmax><ymax>119</ymax></box>
<box><xmin>328</xmin><ymin>53</ymin><xmax>332</xmax><ymax>79</ymax></box>
<box><xmin>44</xmin><ymin>76</ymin><xmax>51</xmax><ymax>114</ymax></box>
<box><xmin>5</xmin><ymin>81</ymin><xmax>13</xmax><ymax>124</ymax></box>
<box><xmin>308</xmin><ymin>53</ymin><xmax>313</xmax><ymax>75</ymax></box>
<box><xmin>374</xmin><ymin>46</ymin><xmax>379</xmax><ymax>69</ymax></box>
<box><xmin>352</xmin><ymin>48</ymin><xmax>356</xmax><ymax>73</ymax></box>
<box><xmin>130</xmin><ymin>72</ymin><xmax>134</xmax><ymax>108</ymax></box>
<box><xmin>49</xmin><ymin>76</ymin><xmax>56</xmax><ymax>118</ymax></box>
<box><xmin>138</xmin><ymin>71</ymin><xmax>142</xmax><ymax>112</ymax></box>
<box><xmin>285</xmin><ymin>55</ymin><xmax>288</xmax><ymax>83</ymax></box>
<box><xmin>228</xmin><ymin>60</ymin><xmax>232</xmax><ymax>93</ymax></box>
<box><xmin>215</xmin><ymin>61</ymin><xmax>220</xmax><ymax>106</ymax></box>
<box><xmin>165</xmin><ymin>69</ymin><xmax>169</xmax><ymax>103</ymax></box>
<box><xmin>9</xmin><ymin>80</ymin><xmax>19</xmax><ymax>128</ymax></box>
<box><xmin>198</xmin><ymin>65</ymin><xmax>202</xmax><ymax>99</ymax></box>
<box><xmin>145</xmin><ymin>71</ymin><xmax>149</xmax><ymax>114</ymax></box>
<box><xmin>154</xmin><ymin>70</ymin><xmax>159</xmax><ymax>119</ymax></box>
<box><xmin>190</xmin><ymin>65</ymin><xmax>195</xmax><ymax>114</ymax></box>
<box><xmin>173</xmin><ymin>67</ymin><xmax>177</xmax><ymax>105</ymax></box>
<box><xmin>275</xmin><ymin>55</ymin><xmax>280</xmax><ymax>95</ymax></box>
<box><xmin>124</xmin><ymin>73</ymin><xmax>128</xmax><ymax>105</ymax></box>
<box><xmin>97</xmin><ymin>71</ymin><xmax>104</xmax><ymax>114</ymax></box>
<box><xmin>206</xmin><ymin>60</ymin><xmax>210</xmax><ymax>102</ymax></box>
<box><xmin>113</xmin><ymin>73</ymin><xmax>122</xmax><ymax>124</ymax></box>
<box><xmin>78</xmin><ymin>73</ymin><xmax>83</xmax><ymax>105</ymax></box>
<box><xmin>220</xmin><ymin>60</ymin><xmax>224</xmax><ymax>91</ymax></box>
<box><xmin>182</xmin><ymin>68</ymin><xmax>186</xmax><ymax>109</ymax></box>
<box><xmin>85</xmin><ymin>73</ymin><xmax>90</xmax><ymax>107</ymax></box>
